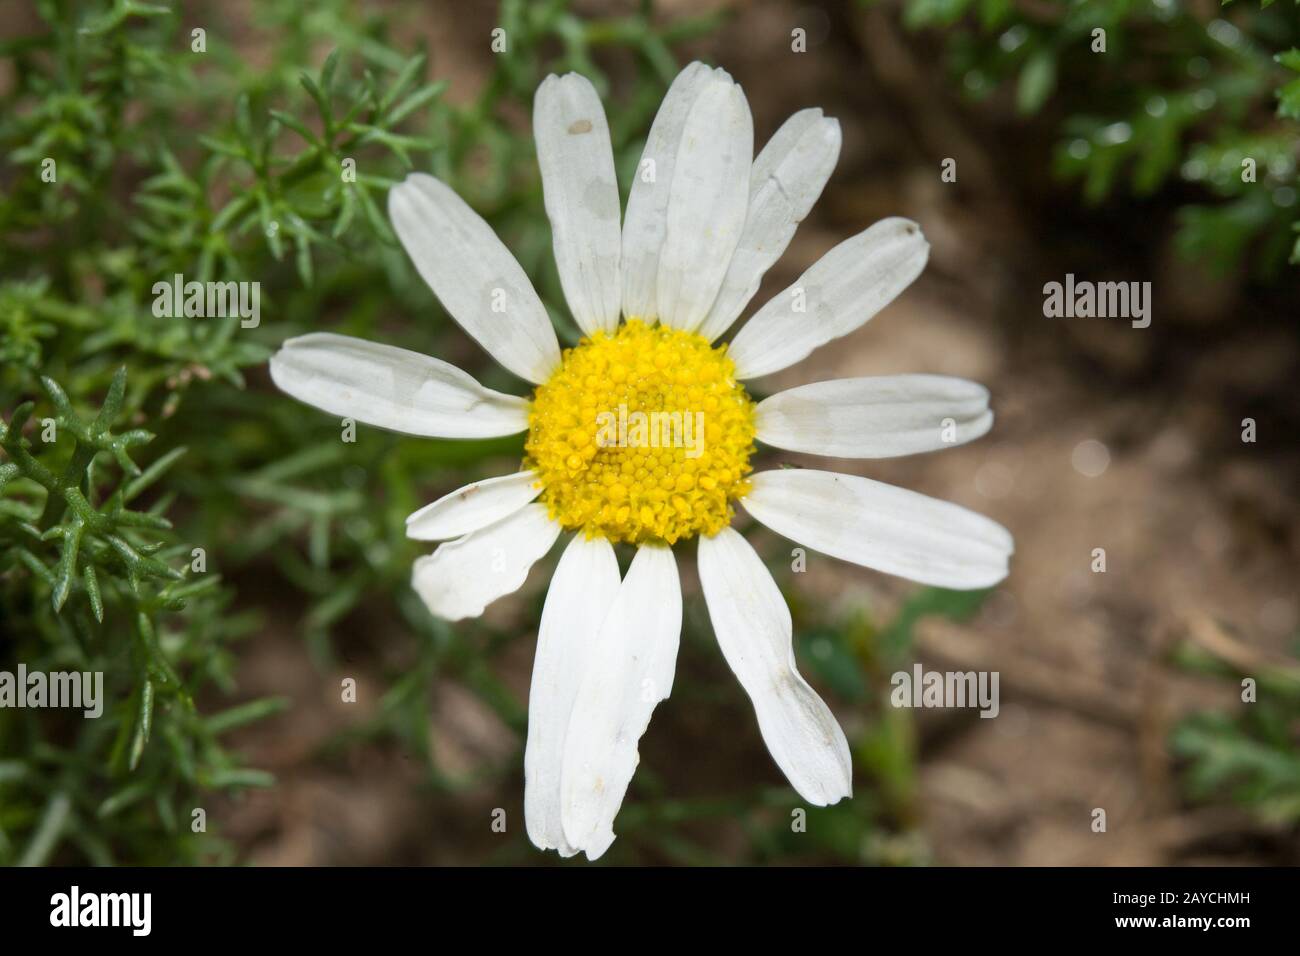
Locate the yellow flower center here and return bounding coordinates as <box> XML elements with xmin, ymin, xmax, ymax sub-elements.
<box><xmin>525</xmin><ymin>319</ymin><xmax>756</xmax><ymax>545</ymax></box>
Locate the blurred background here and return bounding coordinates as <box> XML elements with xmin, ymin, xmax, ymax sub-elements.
<box><xmin>1</xmin><ymin>0</ymin><xmax>1297</xmax><ymax>866</ymax></box>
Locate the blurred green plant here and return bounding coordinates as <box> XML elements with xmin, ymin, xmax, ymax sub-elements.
<box><xmin>1172</xmin><ymin>634</ymin><xmax>1300</xmax><ymax>826</ymax></box>
<box><xmin>896</xmin><ymin>0</ymin><xmax>1300</xmax><ymax>274</ymax></box>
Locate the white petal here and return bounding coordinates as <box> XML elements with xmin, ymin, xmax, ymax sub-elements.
<box><xmin>698</xmin><ymin>109</ymin><xmax>842</xmax><ymax>343</ymax></box>
<box><xmin>560</xmin><ymin>544</ymin><xmax>681</xmax><ymax>860</ymax></box>
<box><xmin>755</xmin><ymin>375</ymin><xmax>993</xmax><ymax>458</ymax></box>
<box><xmin>269</xmin><ymin>332</ymin><xmax>528</xmax><ymax>438</ymax></box>
<box><xmin>405</xmin><ymin>471</ymin><xmax>541</xmax><ymax>541</ymax></box>
<box><xmin>410</xmin><ymin>504</ymin><xmax>560</xmax><ymax>621</ymax></box>
<box><xmin>534</xmin><ymin>73</ymin><xmax>622</xmax><ymax>337</ymax></box>
<box><xmin>657</xmin><ymin>75</ymin><xmax>753</xmax><ymax>332</ymax></box>
<box><xmin>698</xmin><ymin>527</ymin><xmax>851</xmax><ymax>805</ymax></box>
<box><xmin>388</xmin><ymin>173</ymin><xmax>561</xmax><ymax>384</ymax></box>
<box><xmin>620</xmin><ymin>61</ymin><xmax>714</xmax><ymax>321</ymax></box>
<box><xmin>741</xmin><ymin>469</ymin><xmax>1013</xmax><ymax>589</ymax></box>
<box><xmin>524</xmin><ymin>535</ymin><xmax>621</xmax><ymax>857</ymax></box>
<box><xmin>728</xmin><ymin>218</ymin><xmax>930</xmax><ymax>380</ymax></box>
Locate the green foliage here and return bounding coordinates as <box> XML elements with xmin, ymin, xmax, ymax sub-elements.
<box><xmin>4</xmin><ymin>369</ymin><xmax>177</xmax><ymax>617</ymax></box>
<box><xmin>0</xmin><ymin>0</ymin><xmax>726</xmax><ymax>864</ymax></box>
<box><xmin>899</xmin><ymin>0</ymin><xmax>1300</xmax><ymax>273</ymax></box>
<box><xmin>1171</xmin><ymin>638</ymin><xmax>1300</xmax><ymax>825</ymax></box>
<box><xmin>0</xmin><ymin>368</ymin><xmax>276</xmax><ymax>865</ymax></box>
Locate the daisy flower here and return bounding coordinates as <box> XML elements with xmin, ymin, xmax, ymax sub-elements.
<box><xmin>269</xmin><ymin>62</ymin><xmax>1014</xmax><ymax>860</ymax></box>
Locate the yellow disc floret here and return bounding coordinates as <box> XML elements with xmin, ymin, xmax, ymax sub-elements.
<box><xmin>525</xmin><ymin>319</ymin><xmax>756</xmax><ymax>545</ymax></box>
